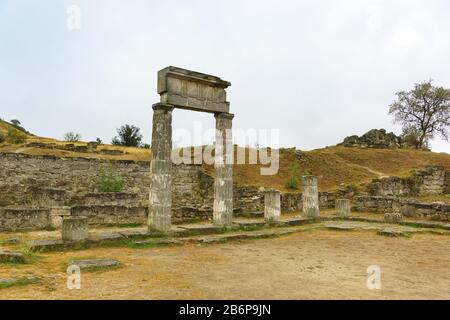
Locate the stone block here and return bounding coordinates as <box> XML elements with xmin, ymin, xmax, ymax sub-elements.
<box><xmin>264</xmin><ymin>190</ymin><xmax>281</xmax><ymax>223</ymax></box>
<box><xmin>62</xmin><ymin>216</ymin><xmax>88</xmax><ymax>242</ymax></box>
<box><xmin>158</xmin><ymin>66</ymin><xmax>231</xmax><ymax>113</ymax></box>
<box><xmin>335</xmin><ymin>199</ymin><xmax>351</xmax><ymax>217</ymax></box>
<box><xmin>50</xmin><ymin>206</ymin><xmax>71</xmax><ymax>228</ymax></box>
<box><xmin>68</xmin><ymin>259</ymin><xmax>120</xmax><ymax>270</ymax></box>
<box><xmin>384</xmin><ymin>212</ymin><xmax>403</xmax><ymax>223</ymax></box>
<box><xmin>302</xmin><ymin>175</ymin><xmax>320</xmax><ymax>218</ymax></box>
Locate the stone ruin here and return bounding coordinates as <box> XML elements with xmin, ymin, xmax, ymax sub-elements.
<box><xmin>148</xmin><ymin>66</ymin><xmax>234</xmax><ymax>232</ymax></box>
<box><xmin>1</xmin><ymin>68</ymin><xmax>450</xmax><ymax>236</ymax></box>
<box><xmin>340</xmin><ymin>128</ymin><xmax>416</xmax><ymax>149</ymax></box>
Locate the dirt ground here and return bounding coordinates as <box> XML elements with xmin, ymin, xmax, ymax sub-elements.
<box><xmin>1</xmin><ymin>228</ymin><xmax>449</xmax><ymax>300</ymax></box>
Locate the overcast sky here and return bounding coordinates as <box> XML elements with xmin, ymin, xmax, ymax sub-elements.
<box><xmin>1</xmin><ymin>0</ymin><xmax>450</xmax><ymax>152</ymax></box>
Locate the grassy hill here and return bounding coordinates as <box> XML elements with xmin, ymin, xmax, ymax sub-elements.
<box><xmin>1</xmin><ymin>119</ymin><xmax>450</xmax><ymax>192</ymax></box>
<box><xmin>0</xmin><ymin>119</ymin><xmax>151</xmax><ymax>161</ymax></box>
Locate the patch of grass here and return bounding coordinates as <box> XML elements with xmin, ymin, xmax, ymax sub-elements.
<box><xmin>6</xmin><ymin>128</ymin><xmax>27</xmax><ymax>144</ymax></box>
<box><xmin>115</xmin><ymin>223</ymin><xmax>144</xmax><ymax>228</ymax></box>
<box><xmin>0</xmin><ymin>277</ymin><xmax>40</xmax><ymax>290</ymax></box>
<box><xmin>126</xmin><ymin>240</ymin><xmax>171</xmax><ymax>249</ymax></box>
<box><xmin>98</xmin><ymin>163</ymin><xmax>124</xmax><ymax>193</ymax></box>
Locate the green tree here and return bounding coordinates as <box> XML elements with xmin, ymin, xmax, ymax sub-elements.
<box><xmin>64</xmin><ymin>132</ymin><xmax>82</xmax><ymax>142</ymax></box>
<box><xmin>112</xmin><ymin>124</ymin><xmax>143</xmax><ymax>147</ymax></box>
<box><xmin>389</xmin><ymin>80</ymin><xmax>450</xmax><ymax>149</ymax></box>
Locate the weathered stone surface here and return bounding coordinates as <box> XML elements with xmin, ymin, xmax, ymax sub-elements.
<box><xmin>384</xmin><ymin>212</ymin><xmax>403</xmax><ymax>223</ymax></box>
<box><xmin>264</xmin><ymin>189</ymin><xmax>281</xmax><ymax>223</ymax></box>
<box><xmin>148</xmin><ymin>103</ymin><xmax>174</xmax><ymax>232</ymax></box>
<box><xmin>158</xmin><ymin>66</ymin><xmax>231</xmax><ymax>113</ymax></box>
<box><xmin>62</xmin><ymin>217</ymin><xmax>88</xmax><ymax>242</ymax></box>
<box><xmin>71</xmin><ymin>205</ymin><xmax>147</xmax><ymax>225</ymax></box>
<box><xmin>68</xmin><ymin>259</ymin><xmax>120</xmax><ymax>270</ymax></box>
<box><xmin>302</xmin><ymin>176</ymin><xmax>320</xmax><ymax>218</ymax></box>
<box><xmin>0</xmin><ymin>208</ymin><xmax>51</xmax><ymax>231</ymax></box>
<box><xmin>27</xmin><ymin>239</ymin><xmax>66</xmax><ymax>252</ymax></box>
<box><xmin>325</xmin><ymin>223</ymin><xmax>355</xmax><ymax>231</ymax></box>
<box><xmin>213</xmin><ymin>113</ymin><xmax>234</xmax><ymax>226</ymax></box>
<box><xmin>82</xmin><ymin>192</ymin><xmax>139</xmax><ymax>206</ymax></box>
<box><xmin>335</xmin><ymin>199</ymin><xmax>351</xmax><ymax>217</ymax></box>
<box><xmin>368</xmin><ymin>166</ymin><xmax>448</xmax><ymax>197</ymax></box>
<box><xmin>0</xmin><ymin>250</ymin><xmax>25</xmax><ymax>263</ymax></box>
<box><xmin>353</xmin><ymin>195</ymin><xmax>399</xmax><ymax>213</ymax></box>
<box><xmin>400</xmin><ymin>203</ymin><xmax>417</xmax><ymax>217</ymax></box>
<box><xmin>377</xmin><ymin>228</ymin><xmax>408</xmax><ymax>237</ymax></box>
<box><xmin>341</xmin><ymin>128</ymin><xmax>415</xmax><ymax>149</ymax></box>
<box><xmin>32</xmin><ymin>188</ymin><xmax>66</xmax><ymax>207</ymax></box>
<box><xmin>50</xmin><ymin>206</ymin><xmax>71</xmax><ymax>228</ymax></box>
<box><xmin>0</xmin><ymin>153</ymin><xmax>216</xmax><ymax>225</ymax></box>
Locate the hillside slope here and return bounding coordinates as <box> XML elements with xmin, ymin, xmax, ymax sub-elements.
<box><xmin>1</xmin><ymin>120</ymin><xmax>450</xmax><ymax>191</ymax></box>
<box><xmin>223</xmin><ymin>146</ymin><xmax>450</xmax><ymax>192</ymax></box>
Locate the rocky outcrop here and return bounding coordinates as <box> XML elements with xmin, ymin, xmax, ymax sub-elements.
<box><xmin>340</xmin><ymin>129</ymin><xmax>415</xmax><ymax>149</ymax></box>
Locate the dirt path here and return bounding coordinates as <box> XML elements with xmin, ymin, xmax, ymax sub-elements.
<box><xmin>1</xmin><ymin>229</ymin><xmax>449</xmax><ymax>299</ymax></box>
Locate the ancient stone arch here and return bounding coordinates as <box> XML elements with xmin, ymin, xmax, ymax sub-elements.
<box><xmin>148</xmin><ymin>66</ymin><xmax>234</xmax><ymax>232</ymax></box>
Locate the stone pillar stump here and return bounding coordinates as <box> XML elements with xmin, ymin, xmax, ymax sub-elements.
<box><xmin>62</xmin><ymin>217</ymin><xmax>88</xmax><ymax>242</ymax></box>
<box><xmin>335</xmin><ymin>199</ymin><xmax>351</xmax><ymax>217</ymax></box>
<box><xmin>264</xmin><ymin>190</ymin><xmax>281</xmax><ymax>223</ymax></box>
<box><xmin>302</xmin><ymin>175</ymin><xmax>320</xmax><ymax>218</ymax></box>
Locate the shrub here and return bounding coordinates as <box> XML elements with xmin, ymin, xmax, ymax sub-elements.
<box><xmin>112</xmin><ymin>124</ymin><xmax>143</xmax><ymax>147</ymax></box>
<box><xmin>286</xmin><ymin>159</ymin><xmax>300</xmax><ymax>189</ymax></box>
<box><xmin>0</xmin><ymin>132</ymin><xmax>5</xmax><ymax>144</ymax></box>
<box><xmin>64</xmin><ymin>132</ymin><xmax>82</xmax><ymax>142</ymax></box>
<box><xmin>98</xmin><ymin>163</ymin><xmax>124</xmax><ymax>193</ymax></box>
<box><xmin>6</xmin><ymin>128</ymin><xmax>26</xmax><ymax>144</ymax></box>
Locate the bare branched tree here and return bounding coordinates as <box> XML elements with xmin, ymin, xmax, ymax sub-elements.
<box><xmin>389</xmin><ymin>80</ymin><xmax>450</xmax><ymax>149</ymax></box>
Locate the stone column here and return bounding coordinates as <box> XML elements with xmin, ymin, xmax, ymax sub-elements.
<box><xmin>213</xmin><ymin>113</ymin><xmax>234</xmax><ymax>226</ymax></box>
<box><xmin>335</xmin><ymin>199</ymin><xmax>351</xmax><ymax>217</ymax></box>
<box><xmin>62</xmin><ymin>217</ymin><xmax>88</xmax><ymax>242</ymax></box>
<box><xmin>302</xmin><ymin>175</ymin><xmax>320</xmax><ymax>218</ymax></box>
<box><xmin>264</xmin><ymin>190</ymin><xmax>281</xmax><ymax>223</ymax></box>
<box><xmin>148</xmin><ymin>103</ymin><xmax>174</xmax><ymax>232</ymax></box>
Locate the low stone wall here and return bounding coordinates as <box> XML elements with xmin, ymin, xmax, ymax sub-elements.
<box><xmin>0</xmin><ymin>153</ymin><xmax>214</xmax><ymax>213</ymax></box>
<box><xmin>0</xmin><ymin>208</ymin><xmax>51</xmax><ymax>231</ymax></box>
<box><xmin>353</xmin><ymin>195</ymin><xmax>400</xmax><ymax>213</ymax></box>
<box><xmin>81</xmin><ymin>192</ymin><xmax>140</xmax><ymax>206</ymax></box>
<box><xmin>71</xmin><ymin>206</ymin><xmax>147</xmax><ymax>225</ymax></box>
<box><xmin>400</xmin><ymin>201</ymin><xmax>450</xmax><ymax>221</ymax></box>
<box><xmin>368</xmin><ymin>167</ymin><xmax>449</xmax><ymax>197</ymax></box>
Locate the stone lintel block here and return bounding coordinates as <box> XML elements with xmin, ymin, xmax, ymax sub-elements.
<box><xmin>158</xmin><ymin>66</ymin><xmax>231</xmax><ymax>114</ymax></box>
<box><xmin>62</xmin><ymin>216</ymin><xmax>89</xmax><ymax>242</ymax></box>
